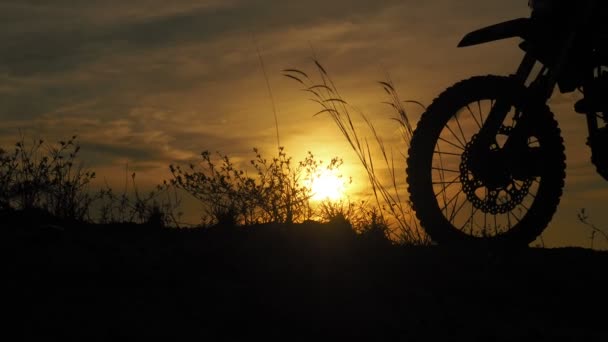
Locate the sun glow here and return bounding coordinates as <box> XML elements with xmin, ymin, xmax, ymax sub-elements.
<box><xmin>310</xmin><ymin>170</ymin><xmax>346</xmax><ymax>201</ymax></box>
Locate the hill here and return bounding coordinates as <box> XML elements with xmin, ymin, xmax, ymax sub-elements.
<box><xmin>4</xmin><ymin>213</ymin><xmax>608</xmax><ymax>341</ymax></box>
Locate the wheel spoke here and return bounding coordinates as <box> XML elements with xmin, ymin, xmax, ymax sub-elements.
<box><xmin>432</xmin><ymin>167</ymin><xmax>460</xmax><ymax>173</ymax></box>
<box><xmin>433</xmin><ymin>180</ymin><xmax>462</xmax><ymax>185</ymax></box>
<box><xmin>440</xmin><ymin>188</ymin><xmax>464</xmax><ymax>214</ymax></box>
<box><xmin>483</xmin><ymin>188</ymin><xmax>488</xmax><ymax>233</ymax></box>
<box><xmin>434</xmin><ymin>175</ymin><xmax>461</xmax><ymax>198</ymax></box>
<box><xmin>450</xmin><ymin>195</ymin><xmax>469</xmax><ymax>223</ymax></box>
<box><xmin>466</xmin><ymin>105</ymin><xmax>482</xmax><ymax>129</ymax></box>
<box><xmin>444</xmin><ymin>123</ymin><xmax>466</xmax><ymax>148</ymax></box>
<box><xmin>434</xmin><ymin>150</ymin><xmax>462</xmax><ymax>157</ymax></box>
<box><xmin>437</xmin><ymin>137</ymin><xmax>465</xmax><ymax>150</ymax></box>
<box><xmin>510</xmin><ymin>209</ymin><xmax>522</xmax><ymax>223</ymax></box>
<box><xmin>448</xmin><ymin>194</ymin><xmax>459</xmax><ymax>220</ymax></box>
<box><xmin>462</xmin><ymin>205</ymin><xmax>479</xmax><ymax>234</ymax></box>
<box><xmin>453</xmin><ymin>113</ymin><xmax>469</xmax><ymax>146</ymax></box>
<box><xmin>432</xmin><ymin>174</ymin><xmax>461</xmax><ymax>185</ymax></box>
<box><xmin>477</xmin><ymin>100</ymin><xmax>485</xmax><ymax>126</ymax></box>
<box><xmin>435</xmin><ymin>145</ymin><xmax>450</xmax><ymax>216</ymax></box>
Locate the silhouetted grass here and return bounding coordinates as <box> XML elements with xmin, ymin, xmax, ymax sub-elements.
<box><xmin>284</xmin><ymin>61</ymin><xmax>429</xmax><ymax>245</ymax></box>
<box><xmin>96</xmin><ymin>171</ymin><xmax>182</xmax><ymax>228</ymax></box>
<box><xmin>168</xmin><ymin>146</ymin><xmax>389</xmax><ymax>236</ymax></box>
<box><xmin>578</xmin><ymin>208</ymin><xmax>608</xmax><ymax>249</ymax></box>
<box><xmin>0</xmin><ymin>135</ymin><xmax>182</xmax><ymax>227</ymax></box>
<box><xmin>0</xmin><ymin>134</ymin><xmax>392</xmax><ymax>244</ymax></box>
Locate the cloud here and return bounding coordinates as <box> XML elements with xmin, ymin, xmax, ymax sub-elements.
<box><xmin>0</xmin><ymin>0</ymin><xmax>530</xmax><ymax>122</ymax></box>
<box><xmin>0</xmin><ymin>0</ymin><xmax>547</xmax><ymax>176</ymax></box>
<box><xmin>1</xmin><ymin>109</ymin><xmax>267</xmax><ymax>159</ymax></box>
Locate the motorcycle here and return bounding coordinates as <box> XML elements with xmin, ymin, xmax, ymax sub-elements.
<box><xmin>406</xmin><ymin>0</ymin><xmax>608</xmax><ymax>246</ymax></box>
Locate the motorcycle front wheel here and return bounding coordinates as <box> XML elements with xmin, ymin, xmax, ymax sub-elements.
<box><xmin>407</xmin><ymin>76</ymin><xmax>566</xmax><ymax>247</ymax></box>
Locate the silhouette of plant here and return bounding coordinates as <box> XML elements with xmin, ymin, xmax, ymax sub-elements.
<box><xmin>317</xmin><ymin>199</ymin><xmax>358</xmax><ymax>224</ymax></box>
<box><xmin>253</xmin><ymin>148</ymin><xmax>346</xmax><ymax>224</ymax></box>
<box><xmin>252</xmin><ymin>147</ymin><xmax>309</xmax><ymax>224</ymax></box>
<box><xmin>356</xmin><ymin>204</ymin><xmax>392</xmax><ymax>243</ymax></box>
<box><xmin>577</xmin><ymin>208</ymin><xmax>608</xmax><ymax>249</ymax></box>
<box><xmin>0</xmin><ymin>135</ymin><xmax>96</xmax><ymax>221</ymax></box>
<box><xmin>170</xmin><ymin>147</ymin><xmax>342</xmax><ymax>225</ymax></box>
<box><xmin>283</xmin><ymin>61</ymin><xmax>429</xmax><ymax>245</ymax></box>
<box><xmin>318</xmin><ymin>199</ymin><xmax>391</xmax><ymax>243</ymax></box>
<box><xmin>169</xmin><ymin>150</ymin><xmax>259</xmax><ymax>225</ymax></box>
<box><xmin>0</xmin><ymin>147</ymin><xmax>15</xmax><ymax>210</ymax></box>
<box><xmin>97</xmin><ymin>172</ymin><xmax>182</xmax><ymax>228</ymax></box>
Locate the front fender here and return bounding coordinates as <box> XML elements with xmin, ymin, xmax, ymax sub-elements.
<box><xmin>458</xmin><ymin>18</ymin><xmax>531</xmax><ymax>47</ymax></box>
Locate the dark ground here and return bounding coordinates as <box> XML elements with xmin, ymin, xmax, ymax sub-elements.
<box><xmin>4</xmin><ymin>211</ymin><xmax>608</xmax><ymax>341</ymax></box>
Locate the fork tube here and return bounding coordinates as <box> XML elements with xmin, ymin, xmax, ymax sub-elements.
<box><xmin>477</xmin><ymin>54</ymin><xmax>536</xmax><ymax>144</ymax></box>
<box><xmin>513</xmin><ymin>52</ymin><xmax>537</xmax><ymax>85</ymax></box>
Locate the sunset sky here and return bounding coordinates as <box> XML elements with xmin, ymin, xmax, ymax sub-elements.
<box><xmin>1</xmin><ymin>0</ymin><xmax>606</xmax><ymax>248</ymax></box>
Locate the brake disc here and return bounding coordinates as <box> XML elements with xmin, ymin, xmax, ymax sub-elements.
<box><xmin>459</xmin><ymin>126</ymin><xmax>533</xmax><ymax>214</ymax></box>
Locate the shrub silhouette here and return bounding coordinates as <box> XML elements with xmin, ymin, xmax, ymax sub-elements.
<box><xmin>170</xmin><ymin>147</ymin><xmax>343</xmax><ymax>225</ymax></box>
<box><xmin>0</xmin><ymin>135</ymin><xmax>183</xmax><ymax>226</ymax></box>
<box><xmin>0</xmin><ymin>135</ymin><xmax>96</xmax><ymax>221</ymax></box>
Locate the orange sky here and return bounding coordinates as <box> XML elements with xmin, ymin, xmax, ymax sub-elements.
<box><xmin>0</xmin><ymin>0</ymin><xmax>606</xmax><ymax>248</ymax></box>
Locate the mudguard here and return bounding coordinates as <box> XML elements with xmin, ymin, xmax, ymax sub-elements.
<box><xmin>458</xmin><ymin>18</ymin><xmax>531</xmax><ymax>47</ymax></box>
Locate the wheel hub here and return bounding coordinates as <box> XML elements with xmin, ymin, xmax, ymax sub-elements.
<box><xmin>459</xmin><ymin>127</ymin><xmax>533</xmax><ymax>215</ymax></box>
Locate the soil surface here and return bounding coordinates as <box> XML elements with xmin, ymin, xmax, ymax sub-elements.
<box><xmin>5</xmin><ymin>214</ymin><xmax>608</xmax><ymax>341</ymax></box>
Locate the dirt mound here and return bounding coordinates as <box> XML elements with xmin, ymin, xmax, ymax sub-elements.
<box><xmin>5</xmin><ymin>220</ymin><xmax>608</xmax><ymax>340</ymax></box>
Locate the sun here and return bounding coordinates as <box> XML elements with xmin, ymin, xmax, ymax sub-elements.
<box><xmin>310</xmin><ymin>170</ymin><xmax>346</xmax><ymax>201</ymax></box>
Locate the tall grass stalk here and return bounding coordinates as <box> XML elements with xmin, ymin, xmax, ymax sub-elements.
<box><xmin>253</xmin><ymin>35</ymin><xmax>281</xmax><ymax>151</ymax></box>
<box><xmin>284</xmin><ymin>61</ymin><xmax>430</xmax><ymax>245</ymax></box>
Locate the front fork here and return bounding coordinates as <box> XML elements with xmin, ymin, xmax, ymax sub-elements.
<box><xmin>479</xmin><ymin>53</ymin><xmax>536</xmax><ymax>146</ymax></box>
<box><xmin>472</xmin><ymin>51</ymin><xmax>555</xmax><ymax>179</ymax></box>
<box><xmin>477</xmin><ymin>52</ymin><xmax>539</xmax><ymax>145</ymax></box>
<box><xmin>473</xmin><ymin>52</ymin><xmax>542</xmax><ymax>168</ymax></box>
<box><xmin>480</xmin><ymin>0</ymin><xmax>595</xmax><ymax>153</ymax></box>
<box><xmin>475</xmin><ymin>30</ymin><xmax>577</xmax><ymax>178</ymax></box>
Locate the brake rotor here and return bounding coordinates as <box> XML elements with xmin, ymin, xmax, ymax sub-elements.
<box><xmin>459</xmin><ymin>126</ymin><xmax>534</xmax><ymax>215</ymax></box>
